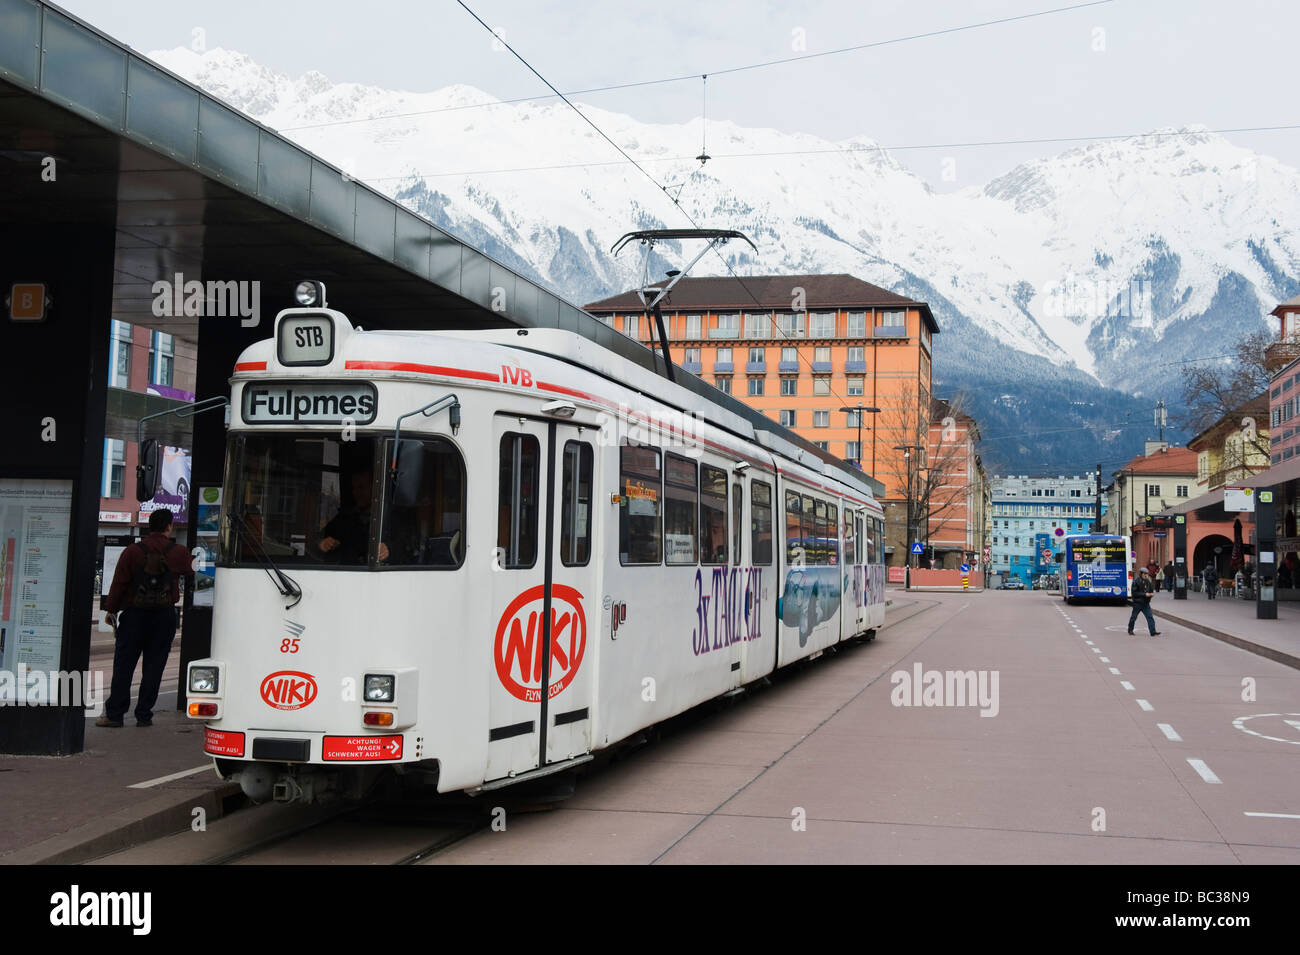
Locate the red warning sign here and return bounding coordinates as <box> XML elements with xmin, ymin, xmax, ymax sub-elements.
<box><xmin>204</xmin><ymin>728</ymin><xmax>245</xmax><ymax>757</ymax></box>
<box><xmin>321</xmin><ymin>735</ymin><xmax>404</xmax><ymax>761</ymax></box>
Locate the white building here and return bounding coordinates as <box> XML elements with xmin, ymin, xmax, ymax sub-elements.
<box><xmin>991</xmin><ymin>473</ymin><xmax>1099</xmax><ymax>585</ymax></box>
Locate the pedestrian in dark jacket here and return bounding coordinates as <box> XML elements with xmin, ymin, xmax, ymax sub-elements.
<box><xmin>1163</xmin><ymin>561</ymin><xmax>1175</xmax><ymax>592</ymax></box>
<box><xmin>1202</xmin><ymin>563</ymin><xmax>1218</xmax><ymax>599</ymax></box>
<box><xmin>1128</xmin><ymin>568</ymin><xmax>1160</xmax><ymax>636</ymax></box>
<box><xmin>97</xmin><ymin>509</ymin><xmax>193</xmax><ymax>727</ymax></box>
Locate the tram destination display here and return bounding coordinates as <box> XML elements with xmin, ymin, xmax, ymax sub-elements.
<box><xmin>241</xmin><ymin>381</ymin><xmax>377</xmax><ymax>425</ymax></box>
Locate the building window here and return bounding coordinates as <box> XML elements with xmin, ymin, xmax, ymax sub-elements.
<box><xmin>814</xmin><ymin>346</ymin><xmax>831</xmax><ymax>363</ymax></box>
<box><xmin>776</xmin><ymin>312</ymin><xmax>804</xmax><ymax>338</ymax></box>
<box><xmin>845</xmin><ymin>410</ymin><xmax>861</xmax><ymax>427</ymax></box>
<box><xmin>748</xmin><ymin>377</ymin><xmax>765</xmax><ymax>396</ymax></box>
<box><xmin>684</xmin><ymin>347</ymin><xmax>700</xmax><ymax>364</ymax></box>
<box><xmin>149</xmin><ymin>331</ymin><xmax>174</xmax><ymax>387</ymax></box>
<box><xmin>1146</xmin><ymin>484</ymin><xmax>1161</xmax><ymax>497</ymax></box>
<box><xmin>715</xmin><ymin>377</ymin><xmax>732</xmax><ymax>394</ymax></box>
<box><xmin>622</xmin><ymin>315</ymin><xmax>639</xmax><ymax>338</ymax></box>
<box><xmin>847</xmin><ymin>312</ymin><xmax>866</xmax><ymax>337</ymax></box>
<box><xmin>814</xmin><ymin>441</ymin><xmax>829</xmax><ymax>451</ymax></box>
<box><xmin>744</xmin><ymin>313</ymin><xmax>771</xmax><ymax>339</ymax></box>
<box><xmin>810</xmin><ymin>313</ymin><xmax>835</xmax><ymax>338</ymax></box>
<box><xmin>1176</xmin><ymin>485</ymin><xmax>1188</xmax><ymax>497</ymax></box>
<box><xmin>847</xmin><ymin>346</ymin><xmax>864</xmax><ymax>364</ymax></box>
<box><xmin>814</xmin><ymin>410</ymin><xmax>829</xmax><ymax>428</ymax></box>
<box><xmin>685</xmin><ymin>314</ymin><xmax>702</xmax><ymax>339</ymax></box>
<box><xmin>781</xmin><ymin>346</ymin><xmax>797</xmax><ymax>364</ymax></box>
<box><xmin>779</xmin><ymin>377</ymin><xmax>797</xmax><ymax>396</ymax></box>
<box><xmin>780</xmin><ymin>410</ymin><xmax>796</xmax><ymax>427</ymax></box>
<box><xmin>846</xmin><ymin>440</ymin><xmax>861</xmax><ymax>460</ymax></box>
<box><xmin>813</xmin><ymin>376</ymin><xmax>830</xmax><ymax>396</ymax></box>
<box><xmin>748</xmin><ymin>347</ymin><xmax>765</xmax><ymax>364</ymax></box>
<box><xmin>846</xmin><ymin>377</ymin><xmax>864</xmax><ymax>396</ymax></box>
<box><xmin>879</xmin><ymin>310</ymin><xmax>906</xmax><ymax>327</ymax></box>
<box><xmin>110</xmin><ymin>320</ymin><xmax>132</xmax><ymax>389</ymax></box>
<box><xmin>103</xmin><ymin>439</ymin><xmax>125</xmax><ymax>498</ymax></box>
<box><xmin>715</xmin><ymin>314</ymin><xmax>740</xmax><ymax>338</ymax></box>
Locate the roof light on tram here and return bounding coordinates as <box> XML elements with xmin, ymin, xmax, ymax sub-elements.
<box><xmin>294</xmin><ymin>280</ymin><xmax>326</xmax><ymax>307</ymax></box>
<box><xmin>541</xmin><ymin>400</ymin><xmax>577</xmax><ymax>418</ymax></box>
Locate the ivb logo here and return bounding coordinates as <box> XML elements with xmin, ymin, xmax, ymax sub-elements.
<box><xmin>501</xmin><ymin>365</ymin><xmax>533</xmax><ymax>387</ymax></box>
<box><xmin>260</xmin><ymin>670</ymin><xmax>318</xmax><ymax>710</ymax></box>
<box><xmin>494</xmin><ymin>585</ymin><xmax>586</xmax><ymax>702</ymax></box>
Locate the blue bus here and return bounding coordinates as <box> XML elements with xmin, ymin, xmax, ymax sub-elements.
<box><xmin>1061</xmin><ymin>534</ymin><xmax>1133</xmax><ymax>604</ymax></box>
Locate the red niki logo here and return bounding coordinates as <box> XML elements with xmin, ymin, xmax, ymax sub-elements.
<box><xmin>260</xmin><ymin>670</ymin><xmax>318</xmax><ymax>710</ymax></box>
<box><xmin>494</xmin><ymin>585</ymin><xmax>586</xmax><ymax>703</ymax></box>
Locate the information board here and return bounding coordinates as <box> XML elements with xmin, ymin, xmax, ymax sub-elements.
<box><xmin>0</xmin><ymin>479</ymin><xmax>73</xmax><ymax>683</ymax></box>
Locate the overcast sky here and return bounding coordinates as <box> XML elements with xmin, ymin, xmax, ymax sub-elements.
<box><xmin>61</xmin><ymin>0</ymin><xmax>1300</xmax><ymax>191</ymax></box>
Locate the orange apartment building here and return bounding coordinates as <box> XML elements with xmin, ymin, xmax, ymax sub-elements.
<box><xmin>921</xmin><ymin>398</ymin><xmax>992</xmax><ymax>570</ymax></box>
<box><xmin>584</xmin><ymin>273</ymin><xmax>939</xmax><ymax>555</ymax></box>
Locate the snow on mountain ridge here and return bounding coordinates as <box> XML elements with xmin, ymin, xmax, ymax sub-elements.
<box><xmin>149</xmin><ymin>47</ymin><xmax>1300</xmax><ymax>398</ymax></box>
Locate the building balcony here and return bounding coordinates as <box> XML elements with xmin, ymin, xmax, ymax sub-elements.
<box><xmin>708</xmin><ymin>328</ymin><xmax>738</xmax><ymax>339</ymax></box>
<box><xmin>714</xmin><ymin>362</ymin><xmax>734</xmax><ymax>373</ymax></box>
<box><xmin>844</xmin><ymin>360</ymin><xmax>867</xmax><ymax>373</ymax></box>
<box><xmin>811</xmin><ymin>361</ymin><xmax>832</xmax><ymax>373</ymax></box>
<box><xmin>746</xmin><ymin>361</ymin><xmax>766</xmax><ymax>373</ymax></box>
<box><xmin>778</xmin><ymin>361</ymin><xmax>799</xmax><ymax>373</ymax></box>
<box><xmin>873</xmin><ymin>326</ymin><xmax>907</xmax><ymax>339</ymax></box>
<box><xmin>682</xmin><ymin>362</ymin><xmax>702</xmax><ymax>374</ymax></box>
<box><xmin>1265</xmin><ymin>337</ymin><xmax>1300</xmax><ymax>374</ymax></box>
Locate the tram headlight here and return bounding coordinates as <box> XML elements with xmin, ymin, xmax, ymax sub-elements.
<box><xmin>189</xmin><ymin>666</ymin><xmax>219</xmax><ymax>694</ymax></box>
<box><xmin>364</xmin><ymin>674</ymin><xmax>395</xmax><ymax>703</ymax></box>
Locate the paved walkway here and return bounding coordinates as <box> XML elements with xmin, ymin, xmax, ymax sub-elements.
<box><xmin>1151</xmin><ymin>591</ymin><xmax>1300</xmax><ymax>669</ymax></box>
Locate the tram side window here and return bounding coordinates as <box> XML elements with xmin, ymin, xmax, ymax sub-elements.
<box><xmin>827</xmin><ymin>503</ymin><xmax>839</xmax><ymax>565</ymax></box>
<box><xmin>813</xmin><ymin>498</ymin><xmax>828</xmax><ymax>566</ymax></box>
<box><xmin>664</xmin><ymin>453</ymin><xmax>698</xmax><ymax>566</ymax></box>
<box><xmin>844</xmin><ymin>509</ymin><xmax>855</xmax><ymax>566</ymax></box>
<box><xmin>700</xmin><ymin>465</ymin><xmax>728</xmax><ymax>565</ymax></box>
<box><xmin>560</xmin><ymin>441</ymin><xmax>593</xmax><ymax>567</ymax></box>
<box><xmin>620</xmin><ymin>445</ymin><xmax>662</xmax><ymax>565</ymax></box>
<box><xmin>381</xmin><ymin>437</ymin><xmax>466</xmax><ymax>568</ymax></box>
<box><xmin>785</xmin><ymin>490</ymin><xmax>803</xmax><ymax>565</ymax></box>
<box><xmin>732</xmin><ymin>483</ymin><xmax>743</xmax><ymax>565</ymax></box>
<box><xmin>498</xmin><ymin>432</ymin><xmax>540</xmax><ymax>569</ymax></box>
<box><xmin>873</xmin><ymin>518</ymin><xmax>884</xmax><ymax>564</ymax></box>
<box><xmin>855</xmin><ymin>515</ymin><xmax>864</xmax><ymax>566</ymax></box>
<box><xmin>752</xmin><ymin>481</ymin><xmax>773</xmax><ymax>566</ymax></box>
<box><xmin>801</xmin><ymin>494</ymin><xmax>817</xmax><ymax>565</ymax></box>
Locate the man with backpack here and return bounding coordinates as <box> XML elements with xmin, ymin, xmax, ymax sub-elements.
<box><xmin>96</xmin><ymin>509</ymin><xmax>193</xmax><ymax>727</ymax></box>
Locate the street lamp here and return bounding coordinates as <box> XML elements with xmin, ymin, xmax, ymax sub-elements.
<box><xmin>893</xmin><ymin>443</ymin><xmax>924</xmax><ymax>567</ymax></box>
<box><xmin>839</xmin><ymin>404</ymin><xmax>881</xmax><ymax>472</ymax></box>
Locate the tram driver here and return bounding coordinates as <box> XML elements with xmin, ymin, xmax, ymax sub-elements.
<box><xmin>319</xmin><ymin>468</ymin><xmax>389</xmax><ymax>564</ymax></box>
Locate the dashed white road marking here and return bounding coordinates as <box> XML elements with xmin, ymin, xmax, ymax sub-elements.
<box><xmin>1157</xmin><ymin>723</ymin><xmax>1182</xmax><ymax>741</ymax></box>
<box><xmin>1187</xmin><ymin>758</ymin><xmax>1221</xmax><ymax>784</ymax></box>
<box><xmin>1137</xmin><ymin>699</ymin><xmax>1154</xmax><ymax>711</ymax></box>
<box><xmin>128</xmin><ymin>764</ymin><xmax>214</xmax><ymax>789</ymax></box>
<box><xmin>1120</xmin><ymin>681</ymin><xmax>1134</xmax><ymax>691</ymax></box>
<box><xmin>1108</xmin><ymin>667</ymin><xmax>1121</xmax><ymax>674</ymax></box>
<box><xmin>1099</xmin><ymin>656</ymin><xmax>1110</xmax><ymax>663</ymax></box>
<box><xmin>1244</xmin><ymin>812</ymin><xmax>1300</xmax><ymax>820</ymax></box>
<box><xmin>1091</xmin><ymin>648</ymin><xmax>1101</xmax><ymax>654</ymax></box>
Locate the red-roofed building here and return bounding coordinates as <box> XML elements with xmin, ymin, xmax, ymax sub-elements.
<box><xmin>1105</xmin><ymin>441</ymin><xmax>1200</xmax><ymax>569</ymax></box>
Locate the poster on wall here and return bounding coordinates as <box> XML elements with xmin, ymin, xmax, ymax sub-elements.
<box><xmin>138</xmin><ymin>446</ymin><xmax>191</xmax><ymax>525</ymax></box>
<box><xmin>193</xmin><ymin>486</ymin><xmax>221</xmax><ymax>608</ymax></box>
<box><xmin>1223</xmin><ymin>486</ymin><xmax>1255</xmax><ymax>513</ymax></box>
<box><xmin>0</xmin><ymin>479</ymin><xmax>73</xmax><ymax>687</ymax></box>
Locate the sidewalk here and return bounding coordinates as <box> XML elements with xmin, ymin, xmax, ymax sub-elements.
<box><xmin>0</xmin><ymin>627</ymin><xmax>239</xmax><ymax>865</ymax></box>
<box><xmin>1152</xmin><ymin>590</ymin><xmax>1300</xmax><ymax>669</ymax></box>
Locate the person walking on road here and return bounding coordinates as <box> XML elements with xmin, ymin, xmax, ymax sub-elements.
<box><xmin>1128</xmin><ymin>567</ymin><xmax>1161</xmax><ymax>636</ymax></box>
<box><xmin>1202</xmin><ymin>562</ymin><xmax>1218</xmax><ymax>600</ymax></box>
<box><xmin>97</xmin><ymin>509</ymin><xmax>193</xmax><ymax>727</ymax></box>
<box><xmin>1163</xmin><ymin>560</ymin><xmax>1176</xmax><ymax>592</ymax></box>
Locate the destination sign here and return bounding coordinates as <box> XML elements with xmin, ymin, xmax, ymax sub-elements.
<box><xmin>242</xmin><ymin>381</ymin><xmax>377</xmax><ymax>425</ymax></box>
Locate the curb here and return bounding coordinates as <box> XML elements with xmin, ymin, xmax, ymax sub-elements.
<box><xmin>1154</xmin><ymin>609</ymin><xmax>1300</xmax><ymax>672</ymax></box>
<box><xmin>1</xmin><ymin>782</ymin><xmax>242</xmax><ymax>865</ymax></box>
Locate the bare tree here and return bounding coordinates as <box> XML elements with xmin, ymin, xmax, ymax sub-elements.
<box><xmin>1180</xmin><ymin>331</ymin><xmax>1272</xmax><ymax>437</ymax></box>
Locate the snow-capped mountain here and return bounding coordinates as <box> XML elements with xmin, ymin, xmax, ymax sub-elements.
<box><xmin>150</xmin><ymin>47</ymin><xmax>1300</xmax><ymax>470</ymax></box>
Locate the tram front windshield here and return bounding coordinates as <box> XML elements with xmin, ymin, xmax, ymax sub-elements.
<box><xmin>222</xmin><ymin>433</ymin><xmax>465</xmax><ymax>568</ymax></box>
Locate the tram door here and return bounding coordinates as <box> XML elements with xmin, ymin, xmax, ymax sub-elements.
<box><xmin>486</xmin><ymin>415</ymin><xmax>596</xmax><ymax>782</ymax></box>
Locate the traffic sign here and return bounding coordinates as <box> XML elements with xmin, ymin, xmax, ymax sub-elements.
<box><xmin>1054</xmin><ymin>527</ymin><xmax>1064</xmax><ymax>537</ymax></box>
<box><xmin>1041</xmin><ymin>548</ymin><xmax>1052</xmax><ymax>561</ymax></box>
<box><xmin>911</xmin><ymin>542</ymin><xmax>924</xmax><ymax>554</ymax></box>
<box><xmin>960</xmin><ymin>562</ymin><xmax>970</xmax><ymax>573</ymax></box>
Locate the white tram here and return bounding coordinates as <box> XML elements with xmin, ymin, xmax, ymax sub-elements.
<box><xmin>186</xmin><ymin>292</ymin><xmax>886</xmax><ymax>802</ymax></box>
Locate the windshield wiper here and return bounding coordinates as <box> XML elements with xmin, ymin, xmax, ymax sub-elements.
<box><xmin>228</xmin><ymin>510</ymin><xmax>303</xmax><ymax>609</ymax></box>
